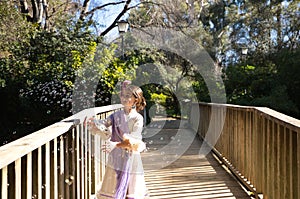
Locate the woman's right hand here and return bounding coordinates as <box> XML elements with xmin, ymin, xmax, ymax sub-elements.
<box><xmin>84</xmin><ymin>117</ymin><xmax>111</xmax><ymax>139</ymax></box>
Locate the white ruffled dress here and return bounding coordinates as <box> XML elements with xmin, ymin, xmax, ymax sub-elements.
<box><xmin>96</xmin><ymin>109</ymin><xmax>149</xmax><ymax>199</ymax></box>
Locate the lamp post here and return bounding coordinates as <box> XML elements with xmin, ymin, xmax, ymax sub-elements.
<box><xmin>241</xmin><ymin>46</ymin><xmax>248</xmax><ymax>70</ymax></box>
<box><xmin>117</xmin><ymin>20</ymin><xmax>129</xmax><ymax>58</ymax></box>
<box><xmin>241</xmin><ymin>47</ymin><xmax>248</xmax><ymax>57</ymax></box>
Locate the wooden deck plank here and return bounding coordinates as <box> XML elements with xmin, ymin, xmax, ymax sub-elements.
<box><xmin>142</xmin><ymin>119</ymin><xmax>251</xmax><ymax>199</ymax></box>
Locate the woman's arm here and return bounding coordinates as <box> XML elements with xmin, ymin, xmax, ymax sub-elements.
<box><xmin>85</xmin><ymin>117</ymin><xmax>112</xmax><ymax>140</ymax></box>
<box><xmin>118</xmin><ymin>115</ymin><xmax>146</xmax><ymax>152</ymax></box>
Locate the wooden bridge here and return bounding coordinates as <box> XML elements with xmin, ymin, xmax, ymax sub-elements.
<box><xmin>142</xmin><ymin>118</ymin><xmax>251</xmax><ymax>199</ymax></box>
<box><xmin>0</xmin><ymin>103</ymin><xmax>299</xmax><ymax>199</ymax></box>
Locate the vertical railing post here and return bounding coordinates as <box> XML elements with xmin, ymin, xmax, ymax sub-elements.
<box><xmin>59</xmin><ymin>135</ymin><xmax>65</xmax><ymax>198</ymax></box>
<box><xmin>53</xmin><ymin>138</ymin><xmax>58</xmax><ymax>199</ymax></box>
<box><xmin>38</xmin><ymin>147</ymin><xmax>42</xmax><ymax>199</ymax></box>
<box><xmin>71</xmin><ymin>129</ymin><xmax>76</xmax><ymax>198</ymax></box>
<box><xmin>65</xmin><ymin>134</ymin><xmax>70</xmax><ymax>199</ymax></box>
<box><xmin>81</xmin><ymin>124</ymin><xmax>85</xmax><ymax>199</ymax></box>
<box><xmin>2</xmin><ymin>166</ymin><xmax>8</xmax><ymax>199</ymax></box>
<box><xmin>15</xmin><ymin>158</ymin><xmax>21</xmax><ymax>199</ymax></box>
<box><xmin>76</xmin><ymin>125</ymin><xmax>81</xmax><ymax>199</ymax></box>
<box><xmin>45</xmin><ymin>142</ymin><xmax>50</xmax><ymax>199</ymax></box>
<box><xmin>88</xmin><ymin>131</ymin><xmax>92</xmax><ymax>197</ymax></box>
<box><xmin>84</xmin><ymin>124</ymin><xmax>88</xmax><ymax>199</ymax></box>
<box><xmin>27</xmin><ymin>153</ymin><xmax>32</xmax><ymax>199</ymax></box>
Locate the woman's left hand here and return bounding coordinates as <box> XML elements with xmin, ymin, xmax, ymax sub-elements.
<box><xmin>116</xmin><ymin>139</ymin><xmax>139</xmax><ymax>151</ymax></box>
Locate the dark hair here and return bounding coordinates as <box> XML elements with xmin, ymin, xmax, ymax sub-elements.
<box><xmin>127</xmin><ymin>85</ymin><xmax>146</xmax><ymax>112</ymax></box>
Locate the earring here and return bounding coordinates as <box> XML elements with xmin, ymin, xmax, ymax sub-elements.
<box><xmin>132</xmin><ymin>103</ymin><xmax>136</xmax><ymax>109</ymax></box>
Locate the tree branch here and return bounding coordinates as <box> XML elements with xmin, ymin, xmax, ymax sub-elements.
<box><xmin>98</xmin><ymin>0</ymin><xmax>132</xmax><ymax>38</ymax></box>
<box><xmin>127</xmin><ymin>1</ymin><xmax>162</xmax><ymax>10</ymax></box>
<box><xmin>79</xmin><ymin>0</ymin><xmax>91</xmax><ymax>21</ymax></box>
<box><xmin>84</xmin><ymin>1</ymin><xmax>127</xmax><ymax>17</ymax></box>
<box><xmin>43</xmin><ymin>0</ymin><xmax>49</xmax><ymax>30</ymax></box>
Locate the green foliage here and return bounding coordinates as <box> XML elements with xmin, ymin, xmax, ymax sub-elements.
<box><xmin>1</xmin><ymin>0</ymin><xmax>300</xmax><ymax>145</ymax></box>
<box><xmin>0</xmin><ymin>17</ymin><xmax>97</xmax><ymax>143</ymax></box>
<box><xmin>19</xmin><ymin>22</ymin><xmax>95</xmax><ymax>113</ymax></box>
<box><xmin>0</xmin><ymin>1</ymin><xmax>35</xmax><ymax>52</ymax></box>
<box><xmin>151</xmin><ymin>93</ymin><xmax>167</xmax><ymax>106</ymax></box>
<box><xmin>274</xmin><ymin>48</ymin><xmax>300</xmax><ymax>118</ymax></box>
<box><xmin>224</xmin><ymin>60</ymin><xmax>299</xmax><ymax>118</ymax></box>
<box><xmin>225</xmin><ymin>63</ymin><xmax>275</xmax><ymax>103</ymax></box>
<box><xmin>192</xmin><ymin>74</ymin><xmax>210</xmax><ymax>102</ymax></box>
<box><xmin>144</xmin><ymin>84</ymin><xmax>180</xmax><ymax>118</ymax></box>
<box><xmin>251</xmin><ymin>85</ymin><xmax>299</xmax><ymax>117</ymax></box>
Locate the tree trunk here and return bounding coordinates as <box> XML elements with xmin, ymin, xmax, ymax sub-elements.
<box><xmin>19</xmin><ymin>0</ymin><xmax>32</xmax><ymax>22</ymax></box>
<box><xmin>42</xmin><ymin>0</ymin><xmax>49</xmax><ymax>30</ymax></box>
<box><xmin>19</xmin><ymin>0</ymin><xmax>29</xmax><ymax>14</ymax></box>
<box><xmin>37</xmin><ymin>0</ymin><xmax>43</xmax><ymax>24</ymax></box>
<box><xmin>31</xmin><ymin>0</ymin><xmax>39</xmax><ymax>23</ymax></box>
<box><xmin>276</xmin><ymin>4</ymin><xmax>282</xmax><ymax>50</ymax></box>
<box><xmin>79</xmin><ymin>0</ymin><xmax>91</xmax><ymax>21</ymax></box>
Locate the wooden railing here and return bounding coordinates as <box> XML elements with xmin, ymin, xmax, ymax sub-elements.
<box><xmin>190</xmin><ymin>103</ymin><xmax>300</xmax><ymax>199</ymax></box>
<box><xmin>2</xmin><ymin>102</ymin><xmax>299</xmax><ymax>199</ymax></box>
<box><xmin>0</xmin><ymin>104</ymin><xmax>123</xmax><ymax>199</ymax></box>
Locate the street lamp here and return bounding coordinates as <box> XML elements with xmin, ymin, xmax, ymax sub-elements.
<box><xmin>117</xmin><ymin>20</ymin><xmax>129</xmax><ymax>33</ymax></box>
<box><xmin>241</xmin><ymin>46</ymin><xmax>248</xmax><ymax>56</ymax></box>
<box><xmin>117</xmin><ymin>20</ymin><xmax>129</xmax><ymax>58</ymax></box>
<box><xmin>241</xmin><ymin>46</ymin><xmax>248</xmax><ymax>71</ymax></box>
<box><xmin>241</xmin><ymin>46</ymin><xmax>248</xmax><ymax>62</ymax></box>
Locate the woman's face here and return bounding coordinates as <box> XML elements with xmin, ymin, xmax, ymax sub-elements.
<box><xmin>120</xmin><ymin>89</ymin><xmax>136</xmax><ymax>107</ymax></box>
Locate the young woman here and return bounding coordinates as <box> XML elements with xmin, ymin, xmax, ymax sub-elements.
<box><xmin>87</xmin><ymin>81</ymin><xmax>149</xmax><ymax>199</ymax></box>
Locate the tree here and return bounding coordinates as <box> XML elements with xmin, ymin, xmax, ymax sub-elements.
<box><xmin>1</xmin><ymin>0</ymin><xmax>300</xmax><ymax>145</ymax></box>
<box><xmin>128</xmin><ymin>0</ymin><xmax>300</xmax><ymax>118</ymax></box>
<box><xmin>16</xmin><ymin>0</ymin><xmax>134</xmax><ymax>39</ymax></box>
<box><xmin>0</xmin><ymin>1</ymin><xmax>35</xmax><ymax>53</ymax></box>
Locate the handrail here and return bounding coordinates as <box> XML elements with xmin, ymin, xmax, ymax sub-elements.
<box><xmin>2</xmin><ymin>102</ymin><xmax>299</xmax><ymax>199</ymax></box>
<box><xmin>0</xmin><ymin>121</ymin><xmax>75</xmax><ymax>171</ymax></box>
<box><xmin>0</xmin><ymin>104</ymin><xmax>123</xmax><ymax>199</ymax></box>
<box><xmin>190</xmin><ymin>102</ymin><xmax>300</xmax><ymax>199</ymax></box>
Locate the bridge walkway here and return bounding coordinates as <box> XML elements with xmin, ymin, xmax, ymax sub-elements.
<box><xmin>142</xmin><ymin>118</ymin><xmax>251</xmax><ymax>199</ymax></box>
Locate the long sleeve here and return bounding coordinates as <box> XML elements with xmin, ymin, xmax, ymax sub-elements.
<box><xmin>123</xmin><ymin>112</ymin><xmax>146</xmax><ymax>152</ymax></box>
<box><xmin>129</xmin><ymin>117</ymin><xmax>144</xmax><ymax>140</ymax></box>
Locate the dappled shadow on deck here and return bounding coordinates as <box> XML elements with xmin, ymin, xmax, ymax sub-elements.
<box><xmin>141</xmin><ymin>118</ymin><xmax>251</xmax><ymax>199</ymax></box>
